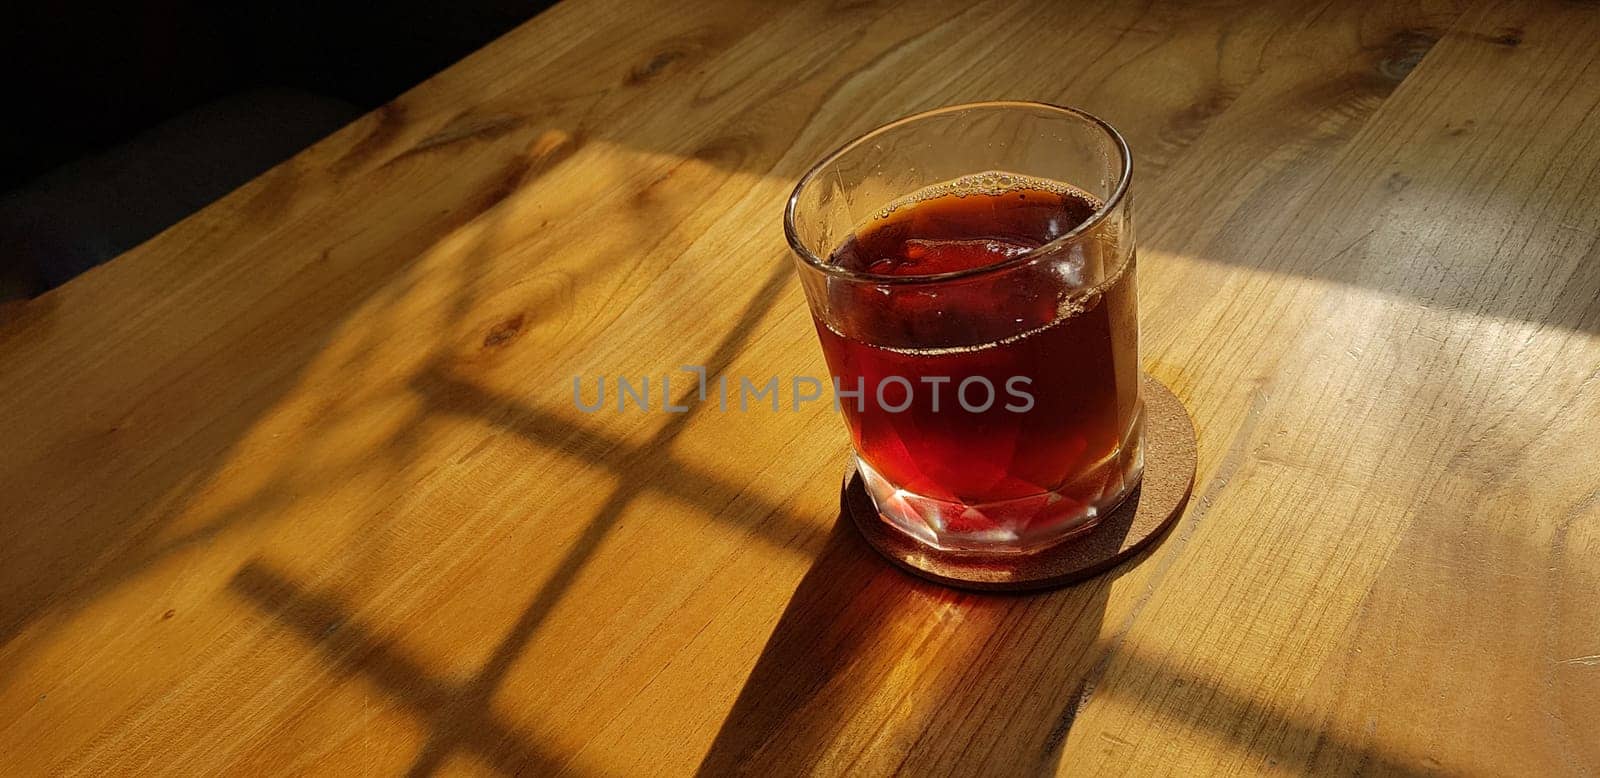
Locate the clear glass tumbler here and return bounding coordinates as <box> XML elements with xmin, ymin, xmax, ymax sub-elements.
<box><xmin>785</xmin><ymin>101</ymin><xmax>1142</xmax><ymax>554</ymax></box>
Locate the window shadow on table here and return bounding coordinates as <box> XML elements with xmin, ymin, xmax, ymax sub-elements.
<box><xmin>230</xmin><ymin>559</ymin><xmax>574</xmax><ymax>775</ymax></box>
<box><xmin>0</xmin><ymin>105</ymin><xmax>706</xmax><ymax>699</ymax></box>
<box><xmin>0</xmin><ymin>167</ymin><xmax>547</xmax><ymax>670</ymax></box>
<box><xmin>0</xmin><ymin>63</ymin><xmax>759</xmax><ymax>681</ymax></box>
<box><xmin>220</xmin><ymin>261</ymin><xmax>812</xmax><ymax>776</ymax></box>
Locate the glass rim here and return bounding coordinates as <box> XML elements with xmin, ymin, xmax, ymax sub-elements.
<box><xmin>783</xmin><ymin>100</ymin><xmax>1132</xmax><ymax>286</ymax></box>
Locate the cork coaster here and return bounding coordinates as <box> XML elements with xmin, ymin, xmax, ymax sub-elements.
<box><xmin>844</xmin><ymin>374</ymin><xmax>1196</xmax><ymax>591</ymax></box>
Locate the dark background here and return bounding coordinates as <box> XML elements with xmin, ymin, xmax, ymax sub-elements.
<box><xmin>1</xmin><ymin>0</ymin><xmax>554</xmax><ymax>297</ymax></box>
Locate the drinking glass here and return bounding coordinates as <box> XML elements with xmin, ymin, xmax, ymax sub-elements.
<box><xmin>784</xmin><ymin>101</ymin><xmax>1142</xmax><ymax>554</ymax></box>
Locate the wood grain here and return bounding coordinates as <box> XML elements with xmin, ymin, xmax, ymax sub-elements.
<box><xmin>2</xmin><ymin>0</ymin><xmax>1597</xmax><ymax>774</ymax></box>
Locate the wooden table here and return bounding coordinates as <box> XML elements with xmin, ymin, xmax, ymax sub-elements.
<box><xmin>4</xmin><ymin>0</ymin><xmax>1598</xmax><ymax>774</ymax></box>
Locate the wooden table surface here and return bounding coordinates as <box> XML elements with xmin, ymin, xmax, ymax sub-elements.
<box><xmin>4</xmin><ymin>0</ymin><xmax>1599</xmax><ymax>774</ymax></box>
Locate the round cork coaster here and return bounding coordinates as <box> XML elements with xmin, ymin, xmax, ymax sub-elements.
<box><xmin>844</xmin><ymin>373</ymin><xmax>1196</xmax><ymax>592</ymax></box>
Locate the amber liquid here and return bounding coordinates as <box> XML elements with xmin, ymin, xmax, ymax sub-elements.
<box><xmin>818</xmin><ymin>178</ymin><xmax>1141</xmax><ymax>546</ymax></box>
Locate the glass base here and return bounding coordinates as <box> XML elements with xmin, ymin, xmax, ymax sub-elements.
<box><xmin>857</xmin><ymin>433</ymin><xmax>1145</xmax><ymax>555</ymax></box>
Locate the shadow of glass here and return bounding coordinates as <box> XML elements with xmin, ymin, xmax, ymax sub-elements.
<box><xmin>697</xmin><ymin>496</ymin><xmax>1118</xmax><ymax>776</ymax></box>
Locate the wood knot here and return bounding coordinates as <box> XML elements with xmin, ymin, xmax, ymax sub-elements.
<box><xmin>529</xmin><ymin>128</ymin><xmax>578</xmax><ymax>161</ymax></box>
<box><xmin>630</xmin><ymin>167</ymin><xmax>679</xmax><ymax>209</ymax></box>
<box><xmin>1444</xmin><ymin>119</ymin><xmax>1476</xmax><ymax>137</ymax></box>
<box><xmin>161</xmin><ymin>609</ymin><xmax>176</xmax><ymax>620</ymax></box>
<box><xmin>407</xmin><ymin>113</ymin><xmax>527</xmax><ymax>157</ymax></box>
<box><xmin>627</xmin><ymin>49</ymin><xmax>687</xmax><ymax>86</ymax></box>
<box><xmin>1472</xmin><ymin>26</ymin><xmax>1523</xmax><ymax>47</ymax></box>
<box><xmin>482</xmin><ymin>313</ymin><xmax>526</xmax><ymax>349</ymax></box>
<box><xmin>332</xmin><ymin>102</ymin><xmax>408</xmax><ymax>173</ymax></box>
<box><xmin>692</xmin><ymin>134</ymin><xmax>753</xmax><ymax>168</ymax></box>
<box><xmin>465</xmin><ymin>130</ymin><xmax>583</xmax><ymax>219</ymax></box>
<box><xmin>1158</xmin><ymin>85</ymin><xmax>1239</xmax><ymax>151</ymax></box>
<box><xmin>1375</xmin><ymin>28</ymin><xmax>1440</xmax><ymax>81</ymax></box>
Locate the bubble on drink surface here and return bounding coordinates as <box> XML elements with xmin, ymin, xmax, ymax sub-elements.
<box><xmin>871</xmin><ymin>171</ymin><xmax>1102</xmax><ymax>221</ymax></box>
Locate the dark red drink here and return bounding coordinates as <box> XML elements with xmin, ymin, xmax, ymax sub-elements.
<box><xmin>814</xmin><ymin>176</ymin><xmax>1142</xmax><ymax>550</ymax></box>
